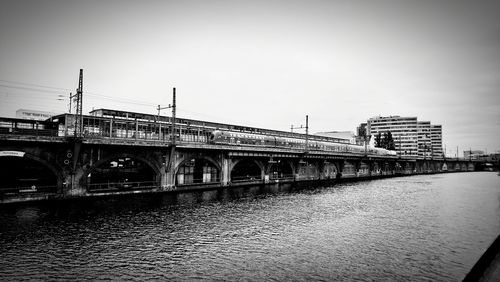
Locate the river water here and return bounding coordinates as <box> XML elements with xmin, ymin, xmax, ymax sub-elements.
<box><xmin>1</xmin><ymin>172</ymin><xmax>499</xmax><ymax>281</ymax></box>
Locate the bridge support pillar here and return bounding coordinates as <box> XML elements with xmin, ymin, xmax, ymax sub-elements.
<box><xmin>221</xmin><ymin>156</ymin><xmax>230</xmax><ymax>186</ymax></box>
<box><xmin>335</xmin><ymin>161</ymin><xmax>344</xmax><ymax>179</ymax></box>
<box><xmin>66</xmin><ymin>171</ymin><xmax>86</xmax><ymax>196</ymax></box>
<box><xmin>161</xmin><ymin>163</ymin><xmax>170</xmax><ymax>189</ymax></box>
<box><xmin>164</xmin><ymin>152</ymin><xmax>176</xmax><ymax>189</ymax></box>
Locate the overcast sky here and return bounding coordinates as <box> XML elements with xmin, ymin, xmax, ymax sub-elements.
<box><xmin>1</xmin><ymin>0</ymin><xmax>499</xmax><ymax>156</ymax></box>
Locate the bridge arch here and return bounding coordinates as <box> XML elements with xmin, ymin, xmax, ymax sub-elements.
<box><xmin>358</xmin><ymin>161</ymin><xmax>370</xmax><ymax>176</ymax></box>
<box><xmin>322</xmin><ymin>161</ymin><xmax>338</xmax><ymax>179</ymax></box>
<box><xmin>297</xmin><ymin>161</ymin><xmax>321</xmax><ymax>180</ymax></box>
<box><xmin>175</xmin><ymin>157</ymin><xmax>221</xmax><ymax>185</ymax></box>
<box><xmin>84</xmin><ymin>153</ymin><xmax>161</xmax><ymax>192</ymax></box>
<box><xmin>0</xmin><ymin>151</ymin><xmax>63</xmax><ymax>194</ymax></box>
<box><xmin>266</xmin><ymin>159</ymin><xmax>294</xmax><ymax>180</ymax></box>
<box><xmin>230</xmin><ymin>159</ymin><xmax>264</xmax><ymax>182</ymax></box>
<box><xmin>342</xmin><ymin>161</ymin><xmax>357</xmax><ymax>177</ymax></box>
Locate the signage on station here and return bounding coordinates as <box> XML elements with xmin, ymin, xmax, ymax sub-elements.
<box><xmin>0</xmin><ymin>151</ymin><xmax>25</xmax><ymax>157</ymax></box>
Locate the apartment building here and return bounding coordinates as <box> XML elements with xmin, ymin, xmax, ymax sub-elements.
<box><xmin>417</xmin><ymin>121</ymin><xmax>432</xmax><ymax>158</ymax></box>
<box><xmin>366</xmin><ymin>116</ymin><xmax>443</xmax><ymax>158</ymax></box>
<box><xmin>430</xmin><ymin>125</ymin><xmax>443</xmax><ymax>157</ymax></box>
<box><xmin>366</xmin><ymin>116</ymin><xmax>418</xmax><ymax>157</ymax></box>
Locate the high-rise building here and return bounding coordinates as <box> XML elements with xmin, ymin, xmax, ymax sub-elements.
<box><xmin>430</xmin><ymin>125</ymin><xmax>443</xmax><ymax>157</ymax></box>
<box><xmin>417</xmin><ymin>121</ymin><xmax>432</xmax><ymax>158</ymax></box>
<box><xmin>366</xmin><ymin>116</ymin><xmax>418</xmax><ymax>157</ymax></box>
<box><xmin>366</xmin><ymin>116</ymin><xmax>443</xmax><ymax>158</ymax></box>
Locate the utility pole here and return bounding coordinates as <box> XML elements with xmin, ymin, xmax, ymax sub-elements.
<box><xmin>157</xmin><ymin>104</ymin><xmax>169</xmax><ymax>140</ymax></box>
<box><xmin>164</xmin><ymin>88</ymin><xmax>177</xmax><ymax>179</ymax></box>
<box><xmin>171</xmin><ymin>88</ymin><xmax>176</xmax><ymax>145</ymax></box>
<box><xmin>70</xmin><ymin>69</ymin><xmax>83</xmax><ymax>138</ymax></box>
<box><xmin>305</xmin><ymin>115</ymin><xmax>309</xmax><ymax>152</ymax></box>
<box><xmin>68</xmin><ymin>92</ymin><xmax>72</xmax><ymax>113</ymax></box>
<box><xmin>157</xmin><ymin>88</ymin><xmax>177</xmax><ymax>143</ymax></box>
<box><xmin>290</xmin><ymin>115</ymin><xmax>308</xmax><ymax>151</ymax></box>
<box><xmin>68</xmin><ymin>70</ymin><xmax>84</xmax><ymax>190</ymax></box>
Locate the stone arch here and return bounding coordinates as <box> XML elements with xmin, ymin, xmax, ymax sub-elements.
<box><xmin>380</xmin><ymin>161</ymin><xmax>391</xmax><ymax>174</ymax></box>
<box><xmin>174</xmin><ymin>155</ymin><xmax>222</xmax><ymax>175</ymax></box>
<box><xmin>322</xmin><ymin>161</ymin><xmax>338</xmax><ymax>179</ymax></box>
<box><xmin>394</xmin><ymin>161</ymin><xmax>404</xmax><ymax>174</ymax></box>
<box><xmin>332</xmin><ymin>162</ymin><xmax>341</xmax><ymax>173</ymax></box>
<box><xmin>230</xmin><ymin>159</ymin><xmax>264</xmax><ymax>182</ymax></box>
<box><xmin>461</xmin><ymin>163</ymin><xmax>468</xmax><ymax>171</ymax></box>
<box><xmin>358</xmin><ymin>161</ymin><xmax>370</xmax><ymax>176</ymax></box>
<box><xmin>371</xmin><ymin>162</ymin><xmax>381</xmax><ymax>175</ymax></box>
<box><xmin>0</xmin><ymin>151</ymin><xmax>63</xmax><ymax>193</ymax></box>
<box><xmin>442</xmin><ymin>162</ymin><xmax>448</xmax><ymax>171</ymax></box>
<box><xmin>89</xmin><ymin>153</ymin><xmax>162</xmax><ymax>175</ymax></box>
<box><xmin>175</xmin><ymin>156</ymin><xmax>221</xmax><ymax>185</ymax></box>
<box><xmin>403</xmin><ymin>162</ymin><xmax>412</xmax><ymax>173</ymax></box>
<box><xmin>266</xmin><ymin>159</ymin><xmax>294</xmax><ymax>180</ymax></box>
<box><xmin>83</xmin><ymin>153</ymin><xmax>161</xmax><ymax>192</ymax></box>
<box><xmin>342</xmin><ymin>161</ymin><xmax>357</xmax><ymax>177</ymax></box>
<box><xmin>296</xmin><ymin>160</ymin><xmax>320</xmax><ymax>180</ymax></box>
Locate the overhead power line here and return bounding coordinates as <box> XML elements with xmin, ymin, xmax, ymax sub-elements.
<box><xmin>0</xmin><ymin>84</ymin><xmax>66</xmax><ymax>95</ymax></box>
<box><xmin>0</xmin><ymin>79</ymin><xmax>157</xmax><ymax>107</ymax></box>
<box><xmin>0</xmin><ymin>79</ymin><xmax>72</xmax><ymax>91</ymax></box>
<box><xmin>85</xmin><ymin>93</ymin><xmax>156</xmax><ymax>107</ymax></box>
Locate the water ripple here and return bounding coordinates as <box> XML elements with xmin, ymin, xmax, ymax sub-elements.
<box><xmin>1</xmin><ymin>172</ymin><xmax>499</xmax><ymax>281</ymax></box>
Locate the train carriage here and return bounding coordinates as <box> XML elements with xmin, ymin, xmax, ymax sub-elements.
<box><xmin>210</xmin><ymin>130</ymin><xmax>397</xmax><ymax>156</ymax></box>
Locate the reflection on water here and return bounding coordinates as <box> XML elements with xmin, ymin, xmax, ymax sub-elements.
<box><xmin>1</xmin><ymin>172</ymin><xmax>499</xmax><ymax>281</ymax></box>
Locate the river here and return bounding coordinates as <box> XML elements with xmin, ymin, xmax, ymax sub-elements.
<box><xmin>1</xmin><ymin>172</ymin><xmax>499</xmax><ymax>281</ymax></box>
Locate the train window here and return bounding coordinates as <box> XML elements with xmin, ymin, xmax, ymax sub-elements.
<box><xmin>0</xmin><ymin>121</ymin><xmax>12</xmax><ymax>128</ymax></box>
<box><xmin>16</xmin><ymin>122</ymin><xmax>33</xmax><ymax>129</ymax></box>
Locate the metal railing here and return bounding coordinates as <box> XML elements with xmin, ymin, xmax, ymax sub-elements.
<box><xmin>0</xmin><ymin>185</ymin><xmax>58</xmax><ymax>198</ymax></box>
<box><xmin>176</xmin><ymin>177</ymin><xmax>220</xmax><ymax>187</ymax></box>
<box><xmin>87</xmin><ymin>180</ymin><xmax>158</xmax><ymax>193</ymax></box>
<box><xmin>231</xmin><ymin>174</ymin><xmax>263</xmax><ymax>183</ymax></box>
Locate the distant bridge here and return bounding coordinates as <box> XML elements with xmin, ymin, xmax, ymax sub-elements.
<box><xmin>0</xmin><ymin>110</ymin><xmax>484</xmax><ymax>204</ymax></box>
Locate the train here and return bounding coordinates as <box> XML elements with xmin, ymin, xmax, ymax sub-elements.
<box><xmin>0</xmin><ymin>110</ymin><xmax>396</xmax><ymax>157</ymax></box>
<box><xmin>209</xmin><ymin>130</ymin><xmax>397</xmax><ymax>156</ymax></box>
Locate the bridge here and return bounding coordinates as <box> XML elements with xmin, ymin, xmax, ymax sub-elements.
<box><xmin>0</xmin><ymin>109</ymin><xmax>483</xmax><ymax>204</ymax></box>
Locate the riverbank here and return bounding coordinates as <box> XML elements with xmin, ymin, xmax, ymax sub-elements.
<box><xmin>0</xmin><ymin>170</ymin><xmax>479</xmax><ymax>205</ymax></box>
<box><xmin>463</xmin><ymin>234</ymin><xmax>500</xmax><ymax>282</ymax></box>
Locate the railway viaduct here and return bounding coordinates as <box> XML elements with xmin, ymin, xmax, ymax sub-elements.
<box><xmin>0</xmin><ymin>134</ymin><xmax>477</xmax><ymax>204</ymax></box>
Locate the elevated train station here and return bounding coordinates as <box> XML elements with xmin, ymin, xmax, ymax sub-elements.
<box><xmin>0</xmin><ymin>109</ymin><xmax>481</xmax><ymax>204</ymax></box>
